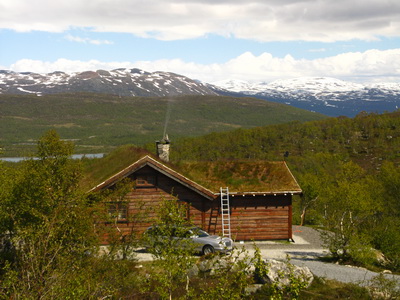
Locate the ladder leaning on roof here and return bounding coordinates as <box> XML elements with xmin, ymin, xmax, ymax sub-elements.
<box><xmin>220</xmin><ymin>187</ymin><xmax>231</xmax><ymax>238</ymax></box>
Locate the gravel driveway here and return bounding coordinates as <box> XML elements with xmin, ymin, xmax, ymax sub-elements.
<box><xmin>243</xmin><ymin>225</ymin><xmax>400</xmax><ymax>288</ymax></box>
<box><xmin>240</xmin><ymin>225</ymin><xmax>327</xmax><ymax>260</ymax></box>
<box><xmin>135</xmin><ymin>225</ymin><xmax>400</xmax><ymax>288</ymax></box>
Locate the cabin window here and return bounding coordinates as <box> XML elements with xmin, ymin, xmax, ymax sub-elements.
<box><xmin>108</xmin><ymin>202</ymin><xmax>128</xmax><ymax>221</ymax></box>
<box><xmin>135</xmin><ymin>175</ymin><xmax>156</xmax><ymax>187</ymax></box>
<box><xmin>178</xmin><ymin>200</ymin><xmax>191</xmax><ymax>220</ymax></box>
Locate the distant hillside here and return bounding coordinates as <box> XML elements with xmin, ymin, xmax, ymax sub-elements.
<box><xmin>0</xmin><ymin>93</ymin><xmax>325</xmax><ymax>157</ymax></box>
<box><xmin>171</xmin><ymin>111</ymin><xmax>400</xmax><ymax>171</ymax></box>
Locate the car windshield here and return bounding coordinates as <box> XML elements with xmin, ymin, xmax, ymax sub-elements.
<box><xmin>189</xmin><ymin>227</ymin><xmax>210</xmax><ymax>237</ymax></box>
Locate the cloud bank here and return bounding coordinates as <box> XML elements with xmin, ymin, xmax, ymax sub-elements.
<box><xmin>64</xmin><ymin>34</ymin><xmax>113</xmax><ymax>45</ymax></box>
<box><xmin>7</xmin><ymin>48</ymin><xmax>400</xmax><ymax>84</ymax></box>
<box><xmin>1</xmin><ymin>0</ymin><xmax>400</xmax><ymax>42</ymax></box>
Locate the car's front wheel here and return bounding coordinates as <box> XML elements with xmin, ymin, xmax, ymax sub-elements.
<box><xmin>202</xmin><ymin>245</ymin><xmax>215</xmax><ymax>255</ymax></box>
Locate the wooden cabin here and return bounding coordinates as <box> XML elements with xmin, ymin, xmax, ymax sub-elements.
<box><xmin>89</xmin><ymin>152</ymin><xmax>302</xmax><ymax>243</ymax></box>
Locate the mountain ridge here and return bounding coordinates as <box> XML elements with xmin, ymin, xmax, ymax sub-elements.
<box><xmin>0</xmin><ymin>68</ymin><xmax>217</xmax><ymax>97</ymax></box>
<box><xmin>1</xmin><ymin>69</ymin><xmax>399</xmax><ymax>117</ymax></box>
<box><xmin>211</xmin><ymin>77</ymin><xmax>400</xmax><ymax>117</ymax></box>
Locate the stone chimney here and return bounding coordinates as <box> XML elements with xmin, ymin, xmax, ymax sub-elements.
<box><xmin>156</xmin><ymin>134</ymin><xmax>170</xmax><ymax>162</ymax></box>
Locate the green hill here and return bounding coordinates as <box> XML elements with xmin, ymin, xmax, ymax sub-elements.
<box><xmin>0</xmin><ymin>93</ymin><xmax>325</xmax><ymax>157</ymax></box>
<box><xmin>171</xmin><ymin>111</ymin><xmax>400</xmax><ymax>170</ymax></box>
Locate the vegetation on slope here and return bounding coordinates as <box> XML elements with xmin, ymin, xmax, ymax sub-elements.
<box><xmin>171</xmin><ymin>111</ymin><xmax>400</xmax><ymax>169</ymax></box>
<box><xmin>0</xmin><ymin>93</ymin><xmax>325</xmax><ymax>157</ymax></box>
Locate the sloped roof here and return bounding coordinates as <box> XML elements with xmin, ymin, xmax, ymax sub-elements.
<box><xmin>177</xmin><ymin>160</ymin><xmax>302</xmax><ymax>195</ymax></box>
<box><xmin>87</xmin><ymin>152</ymin><xmax>302</xmax><ymax>198</ymax></box>
<box><xmin>89</xmin><ymin>155</ymin><xmax>216</xmax><ymax>200</ymax></box>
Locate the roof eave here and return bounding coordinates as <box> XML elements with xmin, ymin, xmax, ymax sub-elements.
<box><xmin>219</xmin><ymin>190</ymin><xmax>302</xmax><ymax>197</ymax></box>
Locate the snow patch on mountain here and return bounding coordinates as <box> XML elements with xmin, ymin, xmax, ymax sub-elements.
<box><xmin>210</xmin><ymin>77</ymin><xmax>400</xmax><ymax>117</ymax></box>
<box><xmin>211</xmin><ymin>77</ymin><xmax>400</xmax><ymax>102</ymax></box>
<box><xmin>0</xmin><ymin>69</ymin><xmax>217</xmax><ymax>97</ymax></box>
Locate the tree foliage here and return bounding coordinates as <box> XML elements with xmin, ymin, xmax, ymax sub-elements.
<box><xmin>141</xmin><ymin>198</ymin><xmax>198</xmax><ymax>299</ymax></box>
<box><xmin>0</xmin><ymin>130</ymin><xmax>99</xmax><ymax>298</ymax></box>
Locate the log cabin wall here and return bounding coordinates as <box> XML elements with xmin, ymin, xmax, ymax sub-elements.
<box><xmin>204</xmin><ymin>194</ymin><xmax>292</xmax><ymax>241</ymax></box>
<box><xmin>98</xmin><ymin>161</ymin><xmax>295</xmax><ymax>243</ymax></box>
<box><xmin>230</xmin><ymin>195</ymin><xmax>292</xmax><ymax>240</ymax></box>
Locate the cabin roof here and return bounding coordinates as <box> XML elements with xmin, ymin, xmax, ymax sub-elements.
<box><xmin>89</xmin><ymin>155</ymin><xmax>216</xmax><ymax>200</ymax></box>
<box><xmin>178</xmin><ymin>160</ymin><xmax>302</xmax><ymax>195</ymax></box>
<box><xmin>86</xmin><ymin>150</ymin><xmax>302</xmax><ymax>198</ymax></box>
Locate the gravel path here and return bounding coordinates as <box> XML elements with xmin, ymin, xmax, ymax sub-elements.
<box><xmin>243</xmin><ymin>225</ymin><xmax>400</xmax><ymax>288</ymax></box>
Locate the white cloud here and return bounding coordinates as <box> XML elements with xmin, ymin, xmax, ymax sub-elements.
<box><xmin>8</xmin><ymin>49</ymin><xmax>400</xmax><ymax>84</ymax></box>
<box><xmin>10</xmin><ymin>58</ymin><xmax>130</xmax><ymax>74</ymax></box>
<box><xmin>64</xmin><ymin>34</ymin><xmax>113</xmax><ymax>45</ymax></box>
<box><xmin>1</xmin><ymin>0</ymin><xmax>399</xmax><ymax>42</ymax></box>
<box><xmin>308</xmin><ymin>48</ymin><xmax>327</xmax><ymax>53</ymax></box>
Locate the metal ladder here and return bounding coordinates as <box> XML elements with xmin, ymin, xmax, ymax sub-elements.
<box><xmin>220</xmin><ymin>187</ymin><xmax>231</xmax><ymax>238</ymax></box>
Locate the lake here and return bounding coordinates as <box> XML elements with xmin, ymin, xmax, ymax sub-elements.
<box><xmin>0</xmin><ymin>153</ymin><xmax>104</xmax><ymax>162</ymax></box>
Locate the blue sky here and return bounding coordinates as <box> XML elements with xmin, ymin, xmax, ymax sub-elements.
<box><xmin>1</xmin><ymin>0</ymin><xmax>400</xmax><ymax>84</ymax></box>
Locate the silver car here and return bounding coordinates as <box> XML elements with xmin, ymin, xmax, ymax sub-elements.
<box><xmin>144</xmin><ymin>226</ymin><xmax>234</xmax><ymax>255</ymax></box>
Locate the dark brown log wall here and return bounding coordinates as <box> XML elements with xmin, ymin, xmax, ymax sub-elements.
<box><xmin>205</xmin><ymin>195</ymin><xmax>292</xmax><ymax>240</ymax></box>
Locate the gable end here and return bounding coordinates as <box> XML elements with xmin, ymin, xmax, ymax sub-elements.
<box><xmin>90</xmin><ymin>155</ymin><xmax>215</xmax><ymax>200</ymax></box>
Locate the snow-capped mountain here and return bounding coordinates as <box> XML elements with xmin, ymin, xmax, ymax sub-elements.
<box><xmin>1</xmin><ymin>69</ymin><xmax>399</xmax><ymax>117</ymax></box>
<box><xmin>0</xmin><ymin>69</ymin><xmax>217</xmax><ymax>97</ymax></box>
<box><xmin>211</xmin><ymin>77</ymin><xmax>400</xmax><ymax>117</ymax></box>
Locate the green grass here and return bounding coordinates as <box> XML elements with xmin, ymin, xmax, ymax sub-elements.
<box><xmin>0</xmin><ymin>93</ymin><xmax>326</xmax><ymax>157</ymax></box>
